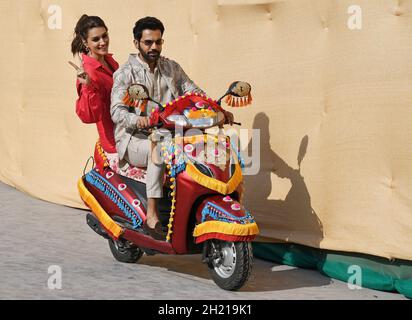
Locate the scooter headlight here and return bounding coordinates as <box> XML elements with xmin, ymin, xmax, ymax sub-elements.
<box><xmin>166</xmin><ymin>114</ymin><xmax>189</xmax><ymax>126</ymax></box>
<box><xmin>183</xmin><ymin>109</ymin><xmax>224</xmax><ymax>128</ymax></box>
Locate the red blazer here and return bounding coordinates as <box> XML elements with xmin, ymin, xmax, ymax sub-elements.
<box><xmin>76</xmin><ymin>53</ymin><xmax>119</xmax><ymax>153</ymax></box>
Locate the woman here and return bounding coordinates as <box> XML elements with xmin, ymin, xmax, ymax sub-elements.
<box><xmin>70</xmin><ymin>15</ymin><xmax>147</xmax><ymax>181</ymax></box>
<box><xmin>70</xmin><ymin>14</ymin><xmax>118</xmax><ymax>155</ymax></box>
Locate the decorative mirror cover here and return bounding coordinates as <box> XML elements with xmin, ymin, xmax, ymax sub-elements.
<box><xmin>224</xmin><ymin>81</ymin><xmax>252</xmax><ymax>107</ymax></box>
<box><xmin>122</xmin><ymin>83</ymin><xmax>149</xmax><ymax>112</ymax></box>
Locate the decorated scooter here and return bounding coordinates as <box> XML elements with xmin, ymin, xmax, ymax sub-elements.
<box><xmin>77</xmin><ymin>81</ymin><xmax>259</xmax><ymax>291</ymax></box>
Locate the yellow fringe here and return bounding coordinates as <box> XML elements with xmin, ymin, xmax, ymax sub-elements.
<box><xmin>193</xmin><ymin>221</ymin><xmax>259</xmax><ymax>237</ymax></box>
<box><xmin>185</xmin><ymin>161</ymin><xmax>242</xmax><ymax>195</ymax></box>
<box><xmin>77</xmin><ymin>178</ymin><xmax>124</xmax><ymax>239</ymax></box>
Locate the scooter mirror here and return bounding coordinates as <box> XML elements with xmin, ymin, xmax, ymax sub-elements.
<box><xmin>127</xmin><ymin>83</ymin><xmax>150</xmax><ymax>101</ymax></box>
<box><xmin>228</xmin><ymin>81</ymin><xmax>251</xmax><ymax>97</ymax></box>
<box><xmin>126</xmin><ymin>83</ymin><xmax>164</xmax><ymax>111</ymax></box>
<box><xmin>217</xmin><ymin>81</ymin><xmax>253</xmax><ymax>107</ymax></box>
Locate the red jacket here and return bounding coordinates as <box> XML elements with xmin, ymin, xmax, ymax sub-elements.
<box><xmin>76</xmin><ymin>53</ymin><xmax>119</xmax><ymax>153</ymax></box>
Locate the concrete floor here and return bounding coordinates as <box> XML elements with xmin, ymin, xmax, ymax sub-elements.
<box><xmin>0</xmin><ymin>181</ymin><xmax>406</xmax><ymax>300</ymax></box>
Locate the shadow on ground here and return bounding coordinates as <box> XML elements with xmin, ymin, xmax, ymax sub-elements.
<box><xmin>138</xmin><ymin>254</ymin><xmax>331</xmax><ymax>292</ymax></box>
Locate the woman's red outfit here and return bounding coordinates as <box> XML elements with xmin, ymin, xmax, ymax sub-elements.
<box><xmin>75</xmin><ymin>53</ymin><xmax>119</xmax><ymax>153</ymax></box>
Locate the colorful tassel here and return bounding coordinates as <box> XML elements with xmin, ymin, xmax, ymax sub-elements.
<box><xmin>224</xmin><ymin>93</ymin><xmax>253</xmax><ymax>107</ymax></box>
<box><xmin>122</xmin><ymin>91</ymin><xmax>148</xmax><ymax>112</ymax></box>
<box><xmin>139</xmin><ymin>100</ymin><xmax>147</xmax><ymax>113</ymax></box>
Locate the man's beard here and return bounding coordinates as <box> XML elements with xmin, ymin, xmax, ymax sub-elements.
<box><xmin>138</xmin><ymin>45</ymin><xmax>160</xmax><ymax>64</ymax></box>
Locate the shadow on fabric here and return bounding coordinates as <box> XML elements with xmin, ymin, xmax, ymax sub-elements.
<box><xmin>243</xmin><ymin>112</ymin><xmax>324</xmax><ymax>247</ymax></box>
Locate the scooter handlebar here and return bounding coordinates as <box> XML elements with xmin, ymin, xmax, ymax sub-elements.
<box><xmin>137</xmin><ymin>121</ymin><xmax>164</xmax><ymax>135</ymax></box>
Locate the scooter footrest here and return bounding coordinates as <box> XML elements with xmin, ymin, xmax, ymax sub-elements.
<box><xmin>86</xmin><ymin>213</ymin><xmax>110</xmax><ymax>239</ymax></box>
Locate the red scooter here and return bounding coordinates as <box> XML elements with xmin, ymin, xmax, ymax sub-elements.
<box><xmin>77</xmin><ymin>81</ymin><xmax>259</xmax><ymax>291</ymax></box>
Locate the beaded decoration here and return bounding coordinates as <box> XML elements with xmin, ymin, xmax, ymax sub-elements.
<box><xmin>160</xmin><ymin>137</ymin><xmax>188</xmax><ymax>242</ymax></box>
<box><xmin>96</xmin><ymin>140</ymin><xmax>110</xmax><ymax>168</ymax></box>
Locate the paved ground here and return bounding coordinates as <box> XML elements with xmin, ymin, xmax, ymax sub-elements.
<box><xmin>0</xmin><ymin>181</ymin><xmax>406</xmax><ymax>300</ymax></box>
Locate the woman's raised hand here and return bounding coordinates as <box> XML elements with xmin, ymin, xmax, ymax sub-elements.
<box><xmin>68</xmin><ymin>56</ymin><xmax>90</xmax><ymax>85</ymax></box>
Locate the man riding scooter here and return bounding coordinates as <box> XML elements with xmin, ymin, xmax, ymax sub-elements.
<box><xmin>110</xmin><ymin>16</ymin><xmax>234</xmax><ymax>240</ymax></box>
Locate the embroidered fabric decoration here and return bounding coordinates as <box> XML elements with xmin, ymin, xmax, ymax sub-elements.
<box><xmin>224</xmin><ymin>81</ymin><xmax>252</xmax><ymax>107</ymax></box>
<box><xmin>160</xmin><ymin>92</ymin><xmax>223</xmax><ymax>119</ymax></box>
<box><xmin>85</xmin><ymin>170</ymin><xmax>143</xmax><ymax>229</ymax></box>
<box><xmin>122</xmin><ymin>83</ymin><xmax>149</xmax><ymax>112</ymax></box>
<box><xmin>201</xmin><ymin>202</ymin><xmax>255</xmax><ymax>224</ymax></box>
<box><xmin>105</xmin><ymin>153</ymin><xmax>147</xmax><ymax>183</ymax></box>
<box><xmin>187</xmin><ymin>101</ymin><xmax>217</xmax><ymax>119</ymax></box>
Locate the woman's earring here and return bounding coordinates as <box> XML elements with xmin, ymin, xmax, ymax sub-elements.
<box><xmin>83</xmin><ymin>43</ymin><xmax>89</xmax><ymax>53</ymax></box>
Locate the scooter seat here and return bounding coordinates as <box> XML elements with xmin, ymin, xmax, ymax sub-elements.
<box><xmin>105</xmin><ymin>152</ymin><xmax>147</xmax><ymax>184</ymax></box>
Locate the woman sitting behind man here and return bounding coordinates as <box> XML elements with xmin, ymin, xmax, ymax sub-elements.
<box><xmin>71</xmin><ymin>15</ymin><xmax>146</xmax><ymax>180</ymax></box>
<box><xmin>71</xmin><ymin>14</ymin><xmax>118</xmax><ymax>155</ymax></box>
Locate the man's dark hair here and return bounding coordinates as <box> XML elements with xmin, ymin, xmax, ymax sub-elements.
<box><xmin>133</xmin><ymin>16</ymin><xmax>165</xmax><ymax>41</ymax></box>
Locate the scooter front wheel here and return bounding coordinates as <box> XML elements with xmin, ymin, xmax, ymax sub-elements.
<box><xmin>108</xmin><ymin>239</ymin><xmax>143</xmax><ymax>263</ymax></box>
<box><xmin>204</xmin><ymin>240</ymin><xmax>253</xmax><ymax>291</ymax></box>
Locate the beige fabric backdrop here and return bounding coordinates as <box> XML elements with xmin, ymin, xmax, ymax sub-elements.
<box><xmin>1</xmin><ymin>0</ymin><xmax>412</xmax><ymax>261</ymax></box>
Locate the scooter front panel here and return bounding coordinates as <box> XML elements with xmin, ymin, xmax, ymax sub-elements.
<box><xmin>193</xmin><ymin>195</ymin><xmax>259</xmax><ymax>243</ymax></box>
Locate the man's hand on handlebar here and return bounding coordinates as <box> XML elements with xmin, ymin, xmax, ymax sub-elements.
<box><xmin>224</xmin><ymin>111</ymin><xmax>235</xmax><ymax>126</ymax></box>
<box><xmin>136</xmin><ymin>116</ymin><xmax>151</xmax><ymax>129</ymax></box>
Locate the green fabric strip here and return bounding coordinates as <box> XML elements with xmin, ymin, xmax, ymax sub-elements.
<box><xmin>252</xmin><ymin>242</ymin><xmax>412</xmax><ymax>299</ymax></box>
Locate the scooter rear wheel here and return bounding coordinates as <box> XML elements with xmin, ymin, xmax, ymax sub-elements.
<box><xmin>205</xmin><ymin>240</ymin><xmax>253</xmax><ymax>291</ymax></box>
<box><xmin>108</xmin><ymin>239</ymin><xmax>143</xmax><ymax>263</ymax></box>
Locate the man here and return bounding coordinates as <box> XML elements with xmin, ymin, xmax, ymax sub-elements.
<box><xmin>111</xmin><ymin>17</ymin><xmax>233</xmax><ymax>240</ymax></box>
